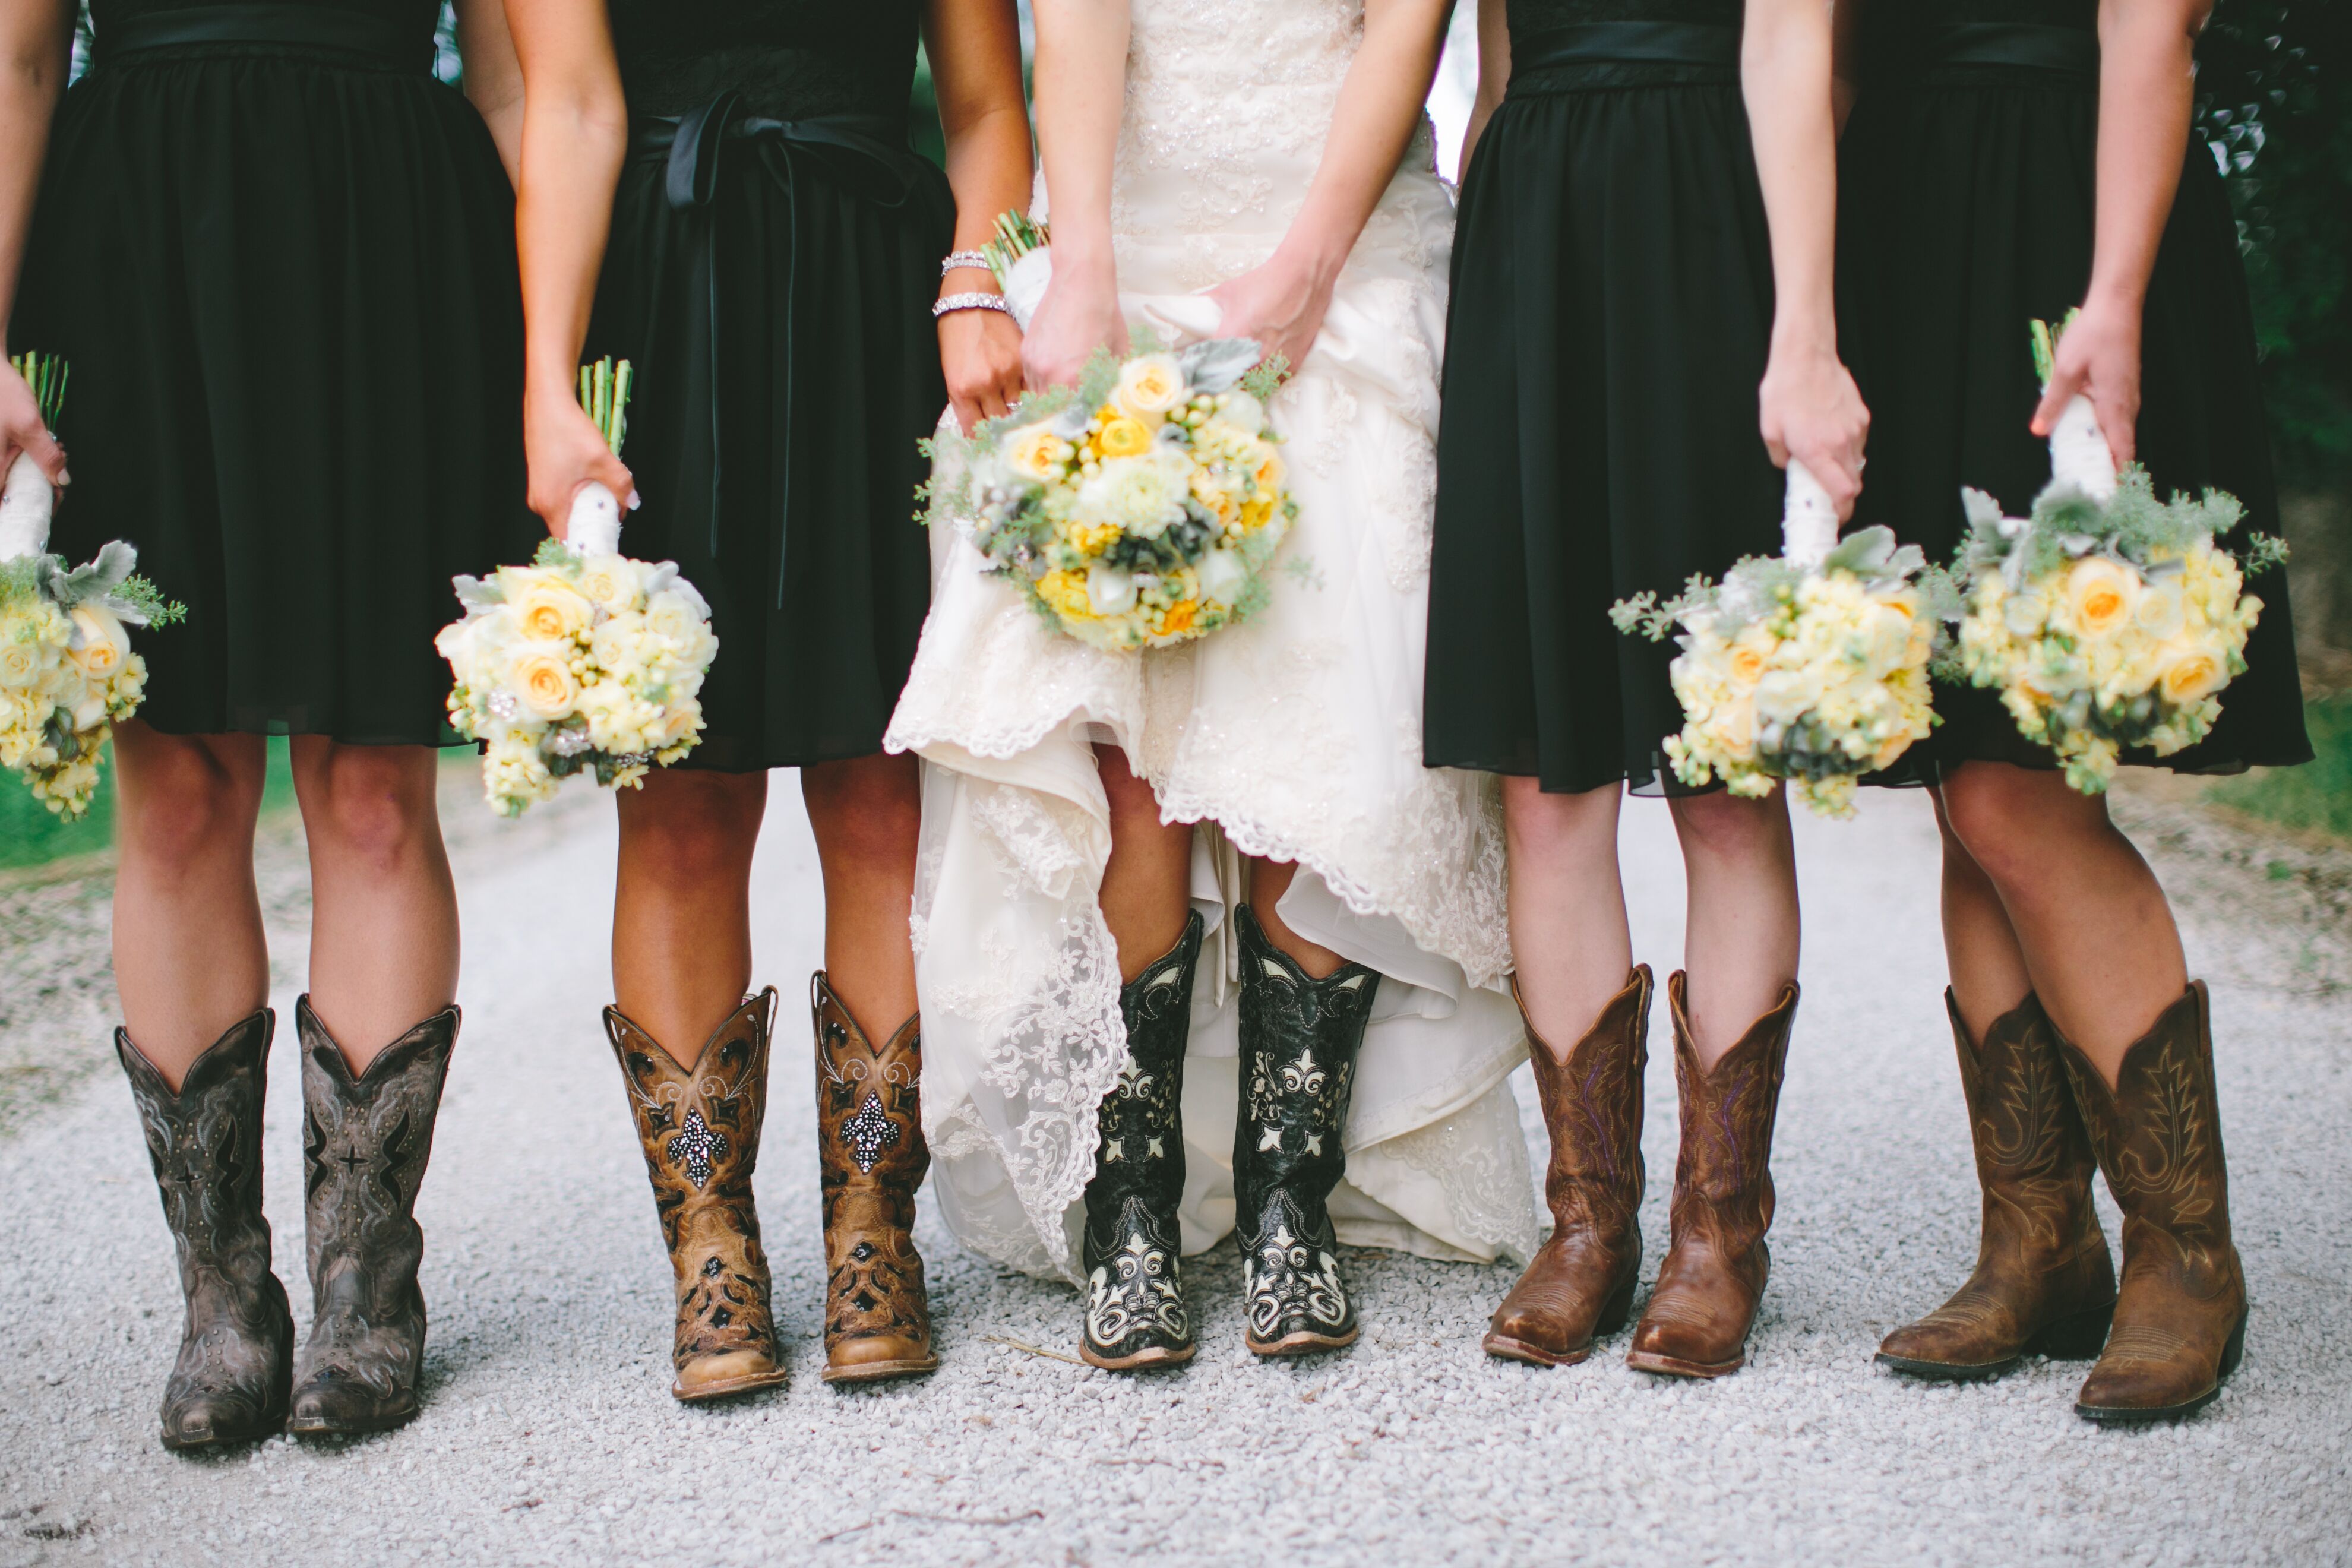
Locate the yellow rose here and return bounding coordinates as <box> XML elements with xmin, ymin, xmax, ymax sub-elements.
<box><xmin>513</xmin><ymin>580</ymin><xmax>593</xmax><ymax>643</ymax></box>
<box><xmin>2062</xmin><ymin>557</ymin><xmax>2139</xmax><ymax>640</ymax></box>
<box><xmin>1036</xmin><ymin>569</ymin><xmax>1096</xmax><ymax>621</ymax></box>
<box><xmin>2156</xmin><ymin>643</ymin><xmax>2225</xmax><ymax>706</ymax></box>
<box><xmin>1253</xmin><ymin>448</ymin><xmax>1285</xmax><ymax>492</ymax></box>
<box><xmin>508</xmin><ymin>644</ymin><xmax>580</xmax><ymax>720</ymax></box>
<box><xmin>1096</xmin><ymin>417</ymin><xmax>1153</xmax><ymax>460</ymax></box>
<box><xmin>1004</xmin><ymin>422</ymin><xmax>1072</xmax><ymax>482</ymax></box>
<box><xmin>1068</xmin><ymin>521</ymin><xmax>1122</xmax><ymax>555</ymax></box>
<box><xmin>1114</xmin><ymin>353</ymin><xmax>1186</xmax><ymax>421</ymax></box>
<box><xmin>67</xmin><ymin>606</ymin><xmax>131</xmax><ymax>681</ymax></box>
<box><xmin>0</xmin><ymin>634</ymin><xmax>46</xmax><ymax>690</ymax></box>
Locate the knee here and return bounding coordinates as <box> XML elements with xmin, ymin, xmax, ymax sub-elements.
<box><xmin>621</xmin><ymin>772</ymin><xmax>763</xmax><ymax>880</ymax></box>
<box><xmin>303</xmin><ymin>745</ymin><xmax>439</xmax><ymax>871</ymax></box>
<box><xmin>802</xmin><ymin>753</ymin><xmax>919</xmax><ymax>865</ymax></box>
<box><xmin>1097</xmin><ymin>750</ymin><xmax>1165</xmax><ymax>830</ymax></box>
<box><xmin>118</xmin><ymin>742</ymin><xmax>260</xmax><ymax>870</ymax></box>
<box><xmin>1939</xmin><ymin>765</ymin><xmax>2095</xmax><ymax>893</ymax></box>
<box><xmin>1667</xmin><ymin>788</ymin><xmax>1790</xmax><ymax>866</ymax></box>
<box><xmin>1503</xmin><ymin>779</ymin><xmax>1619</xmax><ymax>862</ymax></box>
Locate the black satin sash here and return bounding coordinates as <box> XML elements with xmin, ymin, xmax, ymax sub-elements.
<box><xmin>1513</xmin><ymin>21</ymin><xmax>1741</xmax><ymax>74</ymax></box>
<box><xmin>94</xmin><ymin>3</ymin><xmax>434</xmax><ymax>72</ymax></box>
<box><xmin>1917</xmin><ymin>23</ymin><xmax>2099</xmax><ymax>84</ymax></box>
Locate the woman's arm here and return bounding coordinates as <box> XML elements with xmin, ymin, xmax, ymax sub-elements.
<box><xmin>1744</xmin><ymin>0</ymin><xmax>1870</xmax><ymax>514</ymax></box>
<box><xmin>1459</xmin><ymin>0</ymin><xmax>1510</xmax><ymax>184</ymax></box>
<box><xmin>0</xmin><ymin>0</ymin><xmax>73</xmax><ymax>494</ymax></box>
<box><xmin>1020</xmin><ymin>0</ymin><xmax>1130</xmax><ymax>388</ymax></box>
<box><xmin>2029</xmin><ymin>0</ymin><xmax>2208</xmax><ymax>466</ymax></box>
<box><xmin>1829</xmin><ymin>0</ymin><xmax>1860</xmax><ymax>134</ymax></box>
<box><xmin>502</xmin><ymin>0</ymin><xmax>632</xmax><ymax>534</ymax></box>
<box><xmin>925</xmin><ymin>0</ymin><xmax>1032</xmax><ymax>429</ymax></box>
<box><xmin>457</xmin><ymin>0</ymin><xmax>526</xmax><ymax>182</ymax></box>
<box><xmin>1205</xmin><ymin>0</ymin><xmax>1453</xmax><ymax>374</ymax></box>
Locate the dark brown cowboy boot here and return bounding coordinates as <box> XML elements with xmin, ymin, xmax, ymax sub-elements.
<box><xmin>2056</xmin><ymin>982</ymin><xmax>2248</xmax><ymax>1422</ymax></box>
<box><xmin>288</xmin><ymin>998</ymin><xmax>457</xmax><ymax>1434</ymax></box>
<box><xmin>814</xmin><ymin>975</ymin><xmax>939</xmax><ymax>1384</ymax></box>
<box><xmin>607</xmin><ymin>990</ymin><xmax>791</xmax><ymax>1402</ymax></box>
<box><xmin>1878</xmin><ymin>991</ymin><xmax>2116</xmax><ymax>1380</ymax></box>
<box><xmin>118</xmin><ymin>1012</ymin><xmax>295</xmax><ymax>1451</ymax></box>
<box><xmin>1485</xmin><ymin>967</ymin><xmax>1651</xmax><ymax>1368</ymax></box>
<box><xmin>1626</xmin><ymin>973</ymin><xmax>1797</xmax><ymax>1379</ymax></box>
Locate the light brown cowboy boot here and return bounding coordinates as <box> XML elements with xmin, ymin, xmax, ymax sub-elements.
<box><xmin>1484</xmin><ymin>967</ymin><xmax>1651</xmax><ymax>1367</ymax></box>
<box><xmin>607</xmin><ymin>991</ymin><xmax>791</xmax><ymax>1402</ymax></box>
<box><xmin>1878</xmin><ymin>991</ymin><xmax>2115</xmax><ymax>1379</ymax></box>
<box><xmin>1626</xmin><ymin>973</ymin><xmax>1797</xmax><ymax>1379</ymax></box>
<box><xmin>814</xmin><ymin>975</ymin><xmax>939</xmax><ymax>1384</ymax></box>
<box><xmin>2056</xmin><ymin>982</ymin><xmax>2248</xmax><ymax>1422</ymax></box>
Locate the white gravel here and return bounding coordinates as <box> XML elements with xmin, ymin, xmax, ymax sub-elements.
<box><xmin>2</xmin><ymin>782</ymin><xmax>2346</xmax><ymax>1567</ymax></box>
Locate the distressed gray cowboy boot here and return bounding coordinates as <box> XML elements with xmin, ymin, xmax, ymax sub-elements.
<box><xmin>608</xmin><ymin>991</ymin><xmax>791</xmax><ymax>1401</ymax></box>
<box><xmin>287</xmin><ymin>998</ymin><xmax>457</xmax><ymax>1435</ymax></box>
<box><xmin>117</xmin><ymin>1012</ymin><xmax>295</xmax><ymax>1451</ymax></box>
<box><xmin>1080</xmin><ymin>912</ymin><xmax>1205</xmax><ymax>1370</ymax></box>
<box><xmin>1232</xmin><ymin>905</ymin><xmax>1379</xmax><ymax>1357</ymax></box>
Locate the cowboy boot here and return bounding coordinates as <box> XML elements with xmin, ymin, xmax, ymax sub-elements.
<box><xmin>607</xmin><ymin>990</ymin><xmax>791</xmax><ymax>1402</ymax></box>
<box><xmin>2056</xmin><ymin>982</ymin><xmax>2249</xmax><ymax>1422</ymax></box>
<box><xmin>117</xmin><ymin>1012</ymin><xmax>295</xmax><ymax>1451</ymax></box>
<box><xmin>1626</xmin><ymin>973</ymin><xmax>1797</xmax><ymax>1379</ymax></box>
<box><xmin>1878</xmin><ymin>991</ymin><xmax>2116</xmax><ymax>1380</ymax></box>
<box><xmin>814</xmin><ymin>975</ymin><xmax>939</xmax><ymax>1384</ymax></box>
<box><xmin>287</xmin><ymin>998</ymin><xmax>457</xmax><ymax>1434</ymax></box>
<box><xmin>1484</xmin><ymin>968</ymin><xmax>1651</xmax><ymax>1367</ymax></box>
<box><xmin>1080</xmin><ymin>912</ymin><xmax>1205</xmax><ymax>1370</ymax></box>
<box><xmin>1232</xmin><ymin>905</ymin><xmax>1379</xmax><ymax>1357</ymax></box>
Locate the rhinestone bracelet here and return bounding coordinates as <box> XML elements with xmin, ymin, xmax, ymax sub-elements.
<box><xmin>934</xmin><ymin>292</ymin><xmax>1012</xmax><ymax>318</ymax></box>
<box><xmin>940</xmin><ymin>250</ymin><xmax>994</xmax><ymax>276</ymax></box>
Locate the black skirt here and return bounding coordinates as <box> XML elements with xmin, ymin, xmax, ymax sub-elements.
<box><xmin>1425</xmin><ymin>29</ymin><xmax>1784</xmax><ymax>795</ymax></box>
<box><xmin>1838</xmin><ymin>32</ymin><xmax>2310</xmax><ymax>780</ymax></box>
<box><xmin>12</xmin><ymin>8</ymin><xmax>535</xmax><ymax>745</ymax></box>
<box><xmin>584</xmin><ymin>104</ymin><xmax>953</xmax><ymax>772</ymax></box>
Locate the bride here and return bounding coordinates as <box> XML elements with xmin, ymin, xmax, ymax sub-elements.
<box><xmin>887</xmin><ymin>0</ymin><xmax>1537</xmax><ymax>1366</ymax></box>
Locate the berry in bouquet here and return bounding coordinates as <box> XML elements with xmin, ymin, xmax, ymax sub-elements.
<box><xmin>1945</xmin><ymin>317</ymin><xmax>2284</xmax><ymax>795</ymax></box>
<box><xmin>1</xmin><ymin>352</ymin><xmax>184</xmax><ymax>818</ymax></box>
<box><xmin>1612</xmin><ymin>463</ymin><xmax>1944</xmax><ymax>819</ymax></box>
<box><xmin>435</xmin><ymin>359</ymin><xmax>719</xmax><ymax>815</ymax></box>
<box><xmin>927</xmin><ymin>328</ymin><xmax>1300</xmax><ymax>652</ymax></box>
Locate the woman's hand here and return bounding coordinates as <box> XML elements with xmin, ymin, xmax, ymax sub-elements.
<box><xmin>1758</xmin><ymin>340</ymin><xmax>1870</xmax><ymax>517</ymax></box>
<box><xmin>1022</xmin><ymin>258</ymin><xmax>1127</xmax><ymax>389</ymax></box>
<box><xmin>940</xmin><ymin>304</ymin><xmax>1025</xmax><ymax>432</ymax></box>
<box><xmin>523</xmin><ymin>384</ymin><xmax>634</xmax><ymax>538</ymax></box>
<box><xmin>1203</xmin><ymin>256</ymin><xmax>1333</xmax><ymax>380</ymax></box>
<box><xmin>2031</xmin><ymin>291</ymin><xmax>2141</xmax><ymax>469</ymax></box>
<box><xmin>0</xmin><ymin>360</ymin><xmax>66</xmax><ymax>496</ymax></box>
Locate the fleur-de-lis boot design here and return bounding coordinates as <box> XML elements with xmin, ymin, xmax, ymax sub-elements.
<box><xmin>1232</xmin><ymin>905</ymin><xmax>1379</xmax><ymax>1357</ymax></box>
<box><xmin>118</xmin><ymin>1011</ymin><xmax>295</xmax><ymax>1451</ymax></box>
<box><xmin>1080</xmin><ymin>912</ymin><xmax>1205</xmax><ymax>1370</ymax></box>
<box><xmin>1878</xmin><ymin>991</ymin><xmax>2116</xmax><ymax>1380</ymax></box>
<box><xmin>608</xmin><ymin>990</ymin><xmax>790</xmax><ymax>1402</ymax></box>
<box><xmin>1626</xmin><ymin>973</ymin><xmax>1798</xmax><ymax>1379</ymax></box>
<box><xmin>814</xmin><ymin>975</ymin><xmax>939</xmax><ymax>1384</ymax></box>
<box><xmin>1485</xmin><ymin>967</ymin><xmax>1652</xmax><ymax>1367</ymax></box>
<box><xmin>2056</xmin><ymin>982</ymin><xmax>2247</xmax><ymax>1422</ymax></box>
<box><xmin>288</xmin><ymin>998</ymin><xmax>457</xmax><ymax>1434</ymax></box>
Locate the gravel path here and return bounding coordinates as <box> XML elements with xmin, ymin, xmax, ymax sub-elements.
<box><xmin>2</xmin><ymin>779</ymin><xmax>2346</xmax><ymax>1567</ymax></box>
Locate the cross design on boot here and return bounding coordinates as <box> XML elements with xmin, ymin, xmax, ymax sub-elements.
<box><xmin>840</xmin><ymin>1092</ymin><xmax>900</xmax><ymax>1174</ymax></box>
<box><xmin>666</xmin><ymin>1108</ymin><xmax>728</xmax><ymax>1190</ymax></box>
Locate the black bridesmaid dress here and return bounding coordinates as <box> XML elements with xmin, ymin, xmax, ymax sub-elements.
<box><xmin>1425</xmin><ymin>0</ymin><xmax>1782</xmax><ymax>796</ymax></box>
<box><xmin>13</xmin><ymin>0</ymin><xmax>534</xmax><ymax>744</ymax></box>
<box><xmin>587</xmin><ymin>0</ymin><xmax>954</xmax><ymax>772</ymax></box>
<box><xmin>1838</xmin><ymin>0</ymin><xmax>2310</xmax><ymax>779</ymax></box>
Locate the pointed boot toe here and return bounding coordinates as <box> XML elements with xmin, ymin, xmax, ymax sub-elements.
<box><xmin>820</xmin><ymin>1332</ymin><xmax>941</xmax><ymax>1385</ymax></box>
<box><xmin>675</xmin><ymin>1348</ymin><xmax>791</xmax><ymax>1402</ymax></box>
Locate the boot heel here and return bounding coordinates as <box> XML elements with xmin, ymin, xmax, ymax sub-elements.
<box><xmin>2217</xmin><ymin>1305</ymin><xmax>2249</xmax><ymax>1382</ymax></box>
<box><xmin>1595</xmin><ymin>1272</ymin><xmax>1639</xmax><ymax>1338</ymax></box>
<box><xmin>2028</xmin><ymin>1299</ymin><xmax>2116</xmax><ymax>1361</ymax></box>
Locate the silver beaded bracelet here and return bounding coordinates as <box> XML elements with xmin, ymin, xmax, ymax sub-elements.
<box><xmin>940</xmin><ymin>250</ymin><xmax>994</xmax><ymax>276</ymax></box>
<box><xmin>934</xmin><ymin>292</ymin><xmax>1012</xmax><ymax>318</ymax></box>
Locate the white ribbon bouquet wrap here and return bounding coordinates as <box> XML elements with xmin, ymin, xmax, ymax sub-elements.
<box><xmin>1</xmin><ymin>352</ymin><xmax>182</xmax><ymax>818</ymax></box>
<box><xmin>1944</xmin><ymin>316</ymin><xmax>2283</xmax><ymax>795</ymax></box>
<box><xmin>434</xmin><ymin>359</ymin><xmax>721</xmax><ymax>816</ymax></box>
<box><xmin>1612</xmin><ymin>460</ymin><xmax>1944</xmax><ymax>818</ymax></box>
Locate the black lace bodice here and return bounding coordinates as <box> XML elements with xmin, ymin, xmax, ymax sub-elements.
<box><xmin>606</xmin><ymin>0</ymin><xmax>922</xmax><ymax>121</ymax></box>
<box><xmin>1507</xmin><ymin>0</ymin><xmax>1741</xmax><ymax>52</ymax></box>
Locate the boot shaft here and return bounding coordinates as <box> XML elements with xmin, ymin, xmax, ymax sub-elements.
<box><xmin>1232</xmin><ymin>905</ymin><xmax>1377</xmax><ymax>1215</ymax></box>
<box><xmin>1519</xmin><ymin>966</ymin><xmax>1650</xmax><ymax>1239</ymax></box>
<box><xmin>606</xmin><ymin>990</ymin><xmax>777</xmax><ymax>1257</ymax></box>
<box><xmin>116</xmin><ymin>1012</ymin><xmax>282</xmax><ymax>1311</ymax></box>
<box><xmin>1664</xmin><ymin>973</ymin><xmax>1797</xmax><ymax>1249</ymax></box>
<box><xmin>1089</xmin><ymin>913</ymin><xmax>1202</xmax><ymax>1215</ymax></box>
<box><xmin>813</xmin><ymin>976</ymin><xmax>928</xmax><ymax>1221</ymax></box>
<box><xmin>1946</xmin><ymin>991</ymin><xmax>2106</xmax><ymax>1262</ymax></box>
<box><xmin>296</xmin><ymin>999</ymin><xmax>457</xmax><ymax>1313</ymax></box>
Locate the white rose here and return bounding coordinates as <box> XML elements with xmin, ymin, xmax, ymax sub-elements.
<box><xmin>67</xmin><ymin>606</ymin><xmax>132</xmax><ymax>682</ymax></box>
<box><xmin>1197</xmin><ymin>548</ymin><xmax>1248</xmax><ymax>605</ymax></box>
<box><xmin>2133</xmin><ymin>582</ymin><xmax>2186</xmax><ymax>642</ymax></box>
<box><xmin>0</xmin><ymin>634</ymin><xmax>46</xmax><ymax>690</ymax></box>
<box><xmin>1114</xmin><ymin>354</ymin><xmax>1187</xmax><ymax>421</ymax></box>
<box><xmin>1086</xmin><ymin>565</ymin><xmax>1137</xmax><ymax>617</ymax></box>
<box><xmin>1754</xmin><ymin>667</ymin><xmax>1824</xmax><ymax>726</ymax></box>
<box><xmin>574</xmin><ymin>554</ymin><xmax>646</xmax><ymax>615</ymax></box>
<box><xmin>1213</xmin><ymin>391</ymin><xmax>1266</xmax><ymax>436</ymax></box>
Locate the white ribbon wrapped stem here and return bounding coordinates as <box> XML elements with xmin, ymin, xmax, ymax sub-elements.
<box><xmin>999</xmin><ymin>246</ymin><xmax>1054</xmax><ymax>332</ymax></box>
<box><xmin>2047</xmin><ymin>393</ymin><xmax>2118</xmax><ymax>502</ymax></box>
<box><xmin>1781</xmin><ymin>459</ymin><xmax>1839</xmax><ymax>569</ymax></box>
<box><xmin>567</xmin><ymin>480</ymin><xmax>624</xmax><ymax>557</ymax></box>
<box><xmin>0</xmin><ymin>449</ymin><xmax>54</xmax><ymax>560</ymax></box>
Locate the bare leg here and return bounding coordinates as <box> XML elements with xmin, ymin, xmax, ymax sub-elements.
<box><xmin>801</xmin><ymin>751</ymin><xmax>922</xmax><ymax>1033</ymax></box>
<box><xmin>110</xmin><ymin>723</ymin><xmax>271</xmax><ymax>1088</ymax></box>
<box><xmin>1245</xmin><ymin>859</ymin><xmax>1345</xmax><ymax>980</ymax></box>
<box><xmin>1665</xmin><ymin>788</ymin><xmax>1800</xmax><ymax>1067</ymax></box>
<box><xmin>1931</xmin><ymin>787</ymin><xmax>2035</xmax><ymax>1044</ymax></box>
<box><xmin>612</xmin><ymin>768</ymin><xmax>768</xmax><ymax>1064</ymax></box>
<box><xmin>1937</xmin><ymin>761</ymin><xmax>2187</xmax><ymax>1087</ymax></box>
<box><xmin>288</xmin><ymin>738</ymin><xmax>458</xmax><ymax>1071</ymax></box>
<box><xmin>1502</xmin><ymin>776</ymin><xmax>1634</xmax><ymax>1057</ymax></box>
<box><xmin>1095</xmin><ymin>743</ymin><xmax>1191</xmax><ymax>982</ymax></box>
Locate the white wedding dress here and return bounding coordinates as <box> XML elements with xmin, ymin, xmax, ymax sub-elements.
<box><xmin>884</xmin><ymin>0</ymin><xmax>1539</xmax><ymax>1285</ymax></box>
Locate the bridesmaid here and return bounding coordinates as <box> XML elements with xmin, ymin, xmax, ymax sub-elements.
<box><xmin>1840</xmin><ymin>0</ymin><xmax>2306</xmax><ymax>1421</ymax></box>
<box><xmin>0</xmin><ymin>0</ymin><xmax>536</xmax><ymax>1446</ymax></box>
<box><xmin>500</xmin><ymin>0</ymin><xmax>1029</xmax><ymax>1395</ymax></box>
<box><xmin>1427</xmin><ymin>0</ymin><xmax>1868</xmax><ymax>1377</ymax></box>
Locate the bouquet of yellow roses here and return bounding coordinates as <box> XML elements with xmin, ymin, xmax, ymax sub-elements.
<box><xmin>435</xmin><ymin>359</ymin><xmax>719</xmax><ymax>815</ymax></box>
<box><xmin>930</xmin><ymin>332</ymin><xmax>1297</xmax><ymax>651</ymax></box>
<box><xmin>1</xmin><ymin>352</ymin><xmax>184</xmax><ymax>818</ymax></box>
<box><xmin>1613</xmin><ymin>464</ymin><xmax>1943</xmax><ymax>818</ymax></box>
<box><xmin>1945</xmin><ymin>319</ymin><xmax>2284</xmax><ymax>794</ymax></box>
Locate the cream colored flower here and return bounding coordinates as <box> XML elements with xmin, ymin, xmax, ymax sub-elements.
<box><xmin>2155</xmin><ymin>642</ymin><xmax>2226</xmax><ymax>706</ymax></box>
<box><xmin>1004</xmin><ymin>422</ymin><xmax>1072</xmax><ymax>482</ymax></box>
<box><xmin>508</xmin><ymin>643</ymin><xmax>580</xmax><ymax>720</ymax></box>
<box><xmin>513</xmin><ymin>579</ymin><xmax>593</xmax><ymax>643</ymax></box>
<box><xmin>2132</xmin><ymin>581</ymin><xmax>2186</xmax><ymax>642</ymax></box>
<box><xmin>2062</xmin><ymin>557</ymin><xmax>2139</xmax><ymax>640</ymax></box>
<box><xmin>0</xmin><ymin>634</ymin><xmax>46</xmax><ymax>690</ymax></box>
<box><xmin>67</xmin><ymin>606</ymin><xmax>131</xmax><ymax>681</ymax></box>
<box><xmin>575</xmin><ymin>554</ymin><xmax>645</xmax><ymax>615</ymax></box>
<box><xmin>1114</xmin><ymin>354</ymin><xmax>1186</xmax><ymax>422</ymax></box>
